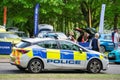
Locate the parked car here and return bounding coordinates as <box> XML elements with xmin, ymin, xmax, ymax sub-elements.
<box><xmin>10</xmin><ymin>38</ymin><xmax>108</xmax><ymax>73</ymax></box>
<box><xmin>0</xmin><ymin>25</ymin><xmax>6</xmax><ymax>32</ymax></box>
<box><xmin>99</xmin><ymin>34</ymin><xmax>114</xmax><ymax>53</ymax></box>
<box><xmin>38</xmin><ymin>24</ymin><xmax>53</xmax><ymax>37</ymax></box>
<box><xmin>0</xmin><ymin>32</ymin><xmax>21</xmax><ymax>45</ymax></box>
<box><xmin>43</xmin><ymin>32</ymin><xmax>68</xmax><ymax>40</ymax></box>
<box><xmin>74</xmin><ymin>27</ymin><xmax>96</xmax><ymax>42</ymax></box>
<box><xmin>6</xmin><ymin>27</ymin><xmax>29</xmax><ymax>38</ymax></box>
<box><xmin>108</xmin><ymin>48</ymin><xmax>120</xmax><ymax>63</ymax></box>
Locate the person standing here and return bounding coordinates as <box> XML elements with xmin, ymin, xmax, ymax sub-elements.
<box><xmin>112</xmin><ymin>30</ymin><xmax>115</xmax><ymax>42</ymax></box>
<box><xmin>68</xmin><ymin>31</ymin><xmax>76</xmax><ymax>42</ymax></box>
<box><xmin>114</xmin><ymin>28</ymin><xmax>119</xmax><ymax>49</ymax></box>
<box><xmin>91</xmin><ymin>33</ymin><xmax>100</xmax><ymax>52</ymax></box>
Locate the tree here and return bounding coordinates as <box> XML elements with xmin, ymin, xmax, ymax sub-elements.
<box><xmin>0</xmin><ymin>0</ymin><xmax>120</xmax><ymax>36</ymax></box>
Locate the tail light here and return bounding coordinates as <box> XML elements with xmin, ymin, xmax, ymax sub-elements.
<box><xmin>17</xmin><ymin>50</ymin><xmax>29</xmax><ymax>54</ymax></box>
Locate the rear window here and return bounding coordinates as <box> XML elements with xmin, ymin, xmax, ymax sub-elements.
<box><xmin>16</xmin><ymin>41</ymin><xmax>31</xmax><ymax>48</ymax></box>
<box><xmin>104</xmin><ymin>35</ymin><xmax>111</xmax><ymax>40</ymax></box>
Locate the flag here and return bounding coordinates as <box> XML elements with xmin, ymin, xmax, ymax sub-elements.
<box><xmin>34</xmin><ymin>3</ymin><xmax>40</xmax><ymax>37</ymax></box>
<box><xmin>99</xmin><ymin>4</ymin><xmax>106</xmax><ymax>34</ymax></box>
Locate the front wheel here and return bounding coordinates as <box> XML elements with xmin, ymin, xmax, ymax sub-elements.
<box><xmin>28</xmin><ymin>59</ymin><xmax>43</xmax><ymax>73</ymax></box>
<box><xmin>87</xmin><ymin>59</ymin><xmax>102</xmax><ymax>73</ymax></box>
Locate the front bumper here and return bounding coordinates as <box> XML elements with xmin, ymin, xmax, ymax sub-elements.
<box><xmin>101</xmin><ymin>58</ymin><xmax>109</xmax><ymax>71</ymax></box>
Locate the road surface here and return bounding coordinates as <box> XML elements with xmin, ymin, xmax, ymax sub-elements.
<box><xmin>0</xmin><ymin>63</ymin><xmax>120</xmax><ymax>74</ymax></box>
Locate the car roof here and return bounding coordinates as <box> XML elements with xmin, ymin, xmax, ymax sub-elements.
<box><xmin>21</xmin><ymin>37</ymin><xmax>74</xmax><ymax>44</ymax></box>
<box><xmin>21</xmin><ymin>38</ymin><xmax>55</xmax><ymax>43</ymax></box>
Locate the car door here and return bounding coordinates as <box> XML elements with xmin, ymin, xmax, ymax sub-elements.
<box><xmin>59</xmin><ymin>40</ymin><xmax>87</xmax><ymax>69</ymax></box>
<box><xmin>43</xmin><ymin>40</ymin><xmax>62</xmax><ymax>69</ymax></box>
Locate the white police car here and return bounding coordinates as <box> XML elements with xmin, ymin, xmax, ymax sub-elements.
<box><xmin>10</xmin><ymin>38</ymin><xmax>109</xmax><ymax>73</ymax></box>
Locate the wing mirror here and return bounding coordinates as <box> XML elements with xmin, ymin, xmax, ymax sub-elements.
<box><xmin>79</xmin><ymin>48</ymin><xmax>83</xmax><ymax>53</ymax></box>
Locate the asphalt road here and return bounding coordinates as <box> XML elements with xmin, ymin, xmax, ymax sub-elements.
<box><xmin>0</xmin><ymin>63</ymin><xmax>120</xmax><ymax>74</ymax></box>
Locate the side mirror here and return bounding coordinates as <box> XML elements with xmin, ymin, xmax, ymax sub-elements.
<box><xmin>79</xmin><ymin>48</ymin><xmax>82</xmax><ymax>53</ymax></box>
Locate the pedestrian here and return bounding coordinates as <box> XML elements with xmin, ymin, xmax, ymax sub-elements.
<box><xmin>113</xmin><ymin>28</ymin><xmax>119</xmax><ymax>49</ymax></box>
<box><xmin>111</xmin><ymin>28</ymin><xmax>115</xmax><ymax>48</ymax></box>
<box><xmin>91</xmin><ymin>33</ymin><xmax>100</xmax><ymax>52</ymax></box>
<box><xmin>77</xmin><ymin>32</ymin><xmax>84</xmax><ymax>42</ymax></box>
<box><xmin>68</xmin><ymin>31</ymin><xmax>76</xmax><ymax>42</ymax></box>
<box><xmin>112</xmin><ymin>30</ymin><xmax>115</xmax><ymax>42</ymax></box>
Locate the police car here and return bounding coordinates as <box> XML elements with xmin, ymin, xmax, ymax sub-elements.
<box><xmin>10</xmin><ymin>38</ymin><xmax>109</xmax><ymax>73</ymax></box>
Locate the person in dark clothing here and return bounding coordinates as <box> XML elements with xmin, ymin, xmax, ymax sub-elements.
<box><xmin>77</xmin><ymin>33</ymin><xmax>84</xmax><ymax>42</ymax></box>
<box><xmin>112</xmin><ymin>31</ymin><xmax>115</xmax><ymax>42</ymax></box>
<box><xmin>91</xmin><ymin>33</ymin><xmax>100</xmax><ymax>52</ymax></box>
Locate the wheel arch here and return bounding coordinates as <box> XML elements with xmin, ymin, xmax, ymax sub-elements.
<box><xmin>27</xmin><ymin>57</ymin><xmax>44</xmax><ymax>69</ymax></box>
<box><xmin>87</xmin><ymin>58</ymin><xmax>103</xmax><ymax>70</ymax></box>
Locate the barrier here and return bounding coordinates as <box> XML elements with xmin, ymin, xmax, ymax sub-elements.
<box><xmin>0</xmin><ymin>42</ymin><xmax>12</xmax><ymax>54</ymax></box>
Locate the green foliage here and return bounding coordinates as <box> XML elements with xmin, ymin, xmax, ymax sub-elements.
<box><xmin>0</xmin><ymin>0</ymin><xmax>120</xmax><ymax>36</ymax></box>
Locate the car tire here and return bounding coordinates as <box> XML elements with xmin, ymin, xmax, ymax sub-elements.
<box><xmin>28</xmin><ymin>59</ymin><xmax>43</xmax><ymax>73</ymax></box>
<box><xmin>16</xmin><ymin>66</ymin><xmax>26</xmax><ymax>71</ymax></box>
<box><xmin>100</xmin><ymin>46</ymin><xmax>105</xmax><ymax>53</ymax></box>
<box><xmin>87</xmin><ymin>59</ymin><xmax>102</xmax><ymax>73</ymax></box>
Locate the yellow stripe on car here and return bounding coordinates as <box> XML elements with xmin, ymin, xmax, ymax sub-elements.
<box><xmin>26</xmin><ymin>48</ymin><xmax>33</xmax><ymax>58</ymax></box>
<box><xmin>47</xmin><ymin>49</ymin><xmax>60</xmax><ymax>59</ymax></box>
<box><xmin>74</xmin><ymin>51</ymin><xmax>87</xmax><ymax>60</ymax></box>
<box><xmin>100</xmin><ymin>54</ymin><xmax>104</xmax><ymax>60</ymax></box>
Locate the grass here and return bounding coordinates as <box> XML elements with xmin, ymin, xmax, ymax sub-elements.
<box><xmin>0</xmin><ymin>54</ymin><xmax>10</xmax><ymax>59</ymax></box>
<box><xmin>0</xmin><ymin>74</ymin><xmax>120</xmax><ymax>80</ymax></box>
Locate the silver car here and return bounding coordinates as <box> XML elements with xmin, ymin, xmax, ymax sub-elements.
<box><xmin>10</xmin><ymin>38</ymin><xmax>109</xmax><ymax>73</ymax></box>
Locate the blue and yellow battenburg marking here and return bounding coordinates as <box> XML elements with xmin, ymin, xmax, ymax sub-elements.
<box><xmin>32</xmin><ymin>48</ymin><xmax>103</xmax><ymax>64</ymax></box>
<box><xmin>12</xmin><ymin>48</ymin><xmax>104</xmax><ymax>65</ymax></box>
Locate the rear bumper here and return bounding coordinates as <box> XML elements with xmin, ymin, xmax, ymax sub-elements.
<box><xmin>10</xmin><ymin>54</ymin><xmax>30</xmax><ymax>68</ymax></box>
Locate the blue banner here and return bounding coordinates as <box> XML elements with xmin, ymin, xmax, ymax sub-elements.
<box><xmin>0</xmin><ymin>42</ymin><xmax>12</xmax><ymax>54</ymax></box>
<box><xmin>34</xmin><ymin>3</ymin><xmax>40</xmax><ymax>37</ymax></box>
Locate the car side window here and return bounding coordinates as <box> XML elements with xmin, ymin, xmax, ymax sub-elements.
<box><xmin>59</xmin><ymin>41</ymin><xmax>80</xmax><ymax>51</ymax></box>
<box><xmin>37</xmin><ymin>40</ymin><xmax>58</xmax><ymax>49</ymax></box>
<box><xmin>37</xmin><ymin>41</ymin><xmax>45</xmax><ymax>48</ymax></box>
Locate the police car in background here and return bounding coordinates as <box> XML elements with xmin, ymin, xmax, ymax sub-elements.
<box><xmin>10</xmin><ymin>38</ymin><xmax>109</xmax><ymax>73</ymax></box>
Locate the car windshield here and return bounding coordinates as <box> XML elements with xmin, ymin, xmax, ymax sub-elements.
<box><xmin>0</xmin><ymin>33</ymin><xmax>19</xmax><ymax>38</ymax></box>
<box><xmin>104</xmin><ymin>35</ymin><xmax>111</xmax><ymax>40</ymax></box>
<box><xmin>56</xmin><ymin>33</ymin><xmax>67</xmax><ymax>39</ymax></box>
<box><xmin>99</xmin><ymin>34</ymin><xmax>112</xmax><ymax>40</ymax></box>
<box><xmin>44</xmin><ymin>33</ymin><xmax>68</xmax><ymax>39</ymax></box>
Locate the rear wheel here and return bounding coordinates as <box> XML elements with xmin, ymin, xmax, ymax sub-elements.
<box><xmin>28</xmin><ymin>59</ymin><xmax>43</xmax><ymax>73</ymax></box>
<box><xmin>87</xmin><ymin>59</ymin><xmax>102</xmax><ymax>73</ymax></box>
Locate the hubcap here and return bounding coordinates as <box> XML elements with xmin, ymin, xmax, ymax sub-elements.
<box><xmin>90</xmin><ymin>61</ymin><xmax>100</xmax><ymax>73</ymax></box>
<box><xmin>30</xmin><ymin>61</ymin><xmax>41</xmax><ymax>73</ymax></box>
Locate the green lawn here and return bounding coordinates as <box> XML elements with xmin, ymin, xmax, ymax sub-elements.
<box><xmin>0</xmin><ymin>74</ymin><xmax>120</xmax><ymax>80</ymax></box>
<box><xmin>0</xmin><ymin>54</ymin><xmax>10</xmax><ymax>59</ymax></box>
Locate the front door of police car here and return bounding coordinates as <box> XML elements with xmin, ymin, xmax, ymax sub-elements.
<box><xmin>59</xmin><ymin>41</ymin><xmax>87</xmax><ymax>69</ymax></box>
